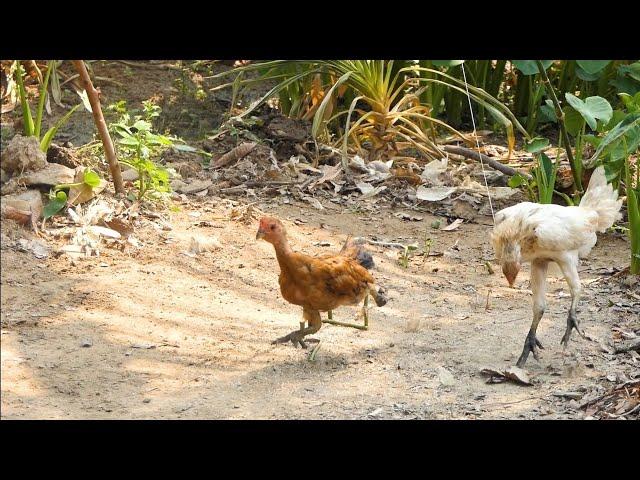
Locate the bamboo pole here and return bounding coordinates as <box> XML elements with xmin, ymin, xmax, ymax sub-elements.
<box><xmin>72</xmin><ymin>60</ymin><xmax>124</xmax><ymax>194</ymax></box>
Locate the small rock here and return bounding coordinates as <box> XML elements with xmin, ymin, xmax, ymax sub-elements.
<box><xmin>80</xmin><ymin>340</ymin><xmax>92</xmax><ymax>348</ymax></box>
<box><xmin>170</xmin><ymin>179</ymin><xmax>189</xmax><ymax>192</ymax></box>
<box><xmin>1</xmin><ymin>135</ymin><xmax>48</xmax><ymax>175</ymax></box>
<box><xmin>552</xmin><ymin>391</ymin><xmax>583</xmax><ymax>400</ymax></box>
<box><xmin>143</xmin><ymin>398</ymin><xmax>151</xmax><ymax>404</ymax></box>
<box><xmin>47</xmin><ymin>143</ymin><xmax>83</xmax><ymax>168</ymax></box>
<box><xmin>1</xmin><ymin>189</ymin><xmax>44</xmax><ymax>224</ymax></box>
<box><xmin>438</xmin><ymin>366</ymin><xmax>456</xmax><ymax>386</ymax></box>
<box><xmin>60</xmin><ymin>244</ymin><xmax>86</xmax><ymax>259</ymax></box>
<box><xmin>187</xmin><ymin>235</ymin><xmax>221</xmax><ymax>255</ymax></box>
<box><xmin>122</xmin><ymin>168</ymin><xmax>139</xmax><ymax>182</ymax></box>
<box><xmin>368</xmin><ymin>407</ymin><xmax>384</xmax><ymax>417</ymax></box>
<box><xmin>17</xmin><ymin>238</ymin><xmax>50</xmax><ymax>259</ymax></box>
<box><xmin>22</xmin><ymin>162</ymin><xmax>76</xmax><ymax>187</ymax></box>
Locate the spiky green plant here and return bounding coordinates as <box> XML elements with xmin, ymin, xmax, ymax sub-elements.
<box><xmin>211</xmin><ymin>60</ymin><xmax>527</xmax><ymax>165</ymax></box>
<box><xmin>14</xmin><ymin>61</ymin><xmax>82</xmax><ymax>152</ymax></box>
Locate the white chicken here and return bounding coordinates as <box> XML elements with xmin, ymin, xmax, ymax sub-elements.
<box><xmin>492</xmin><ymin>166</ymin><xmax>622</xmax><ymax>367</ymax></box>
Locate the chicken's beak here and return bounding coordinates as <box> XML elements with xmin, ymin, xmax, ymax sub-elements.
<box><xmin>502</xmin><ymin>262</ymin><xmax>520</xmax><ymax>288</ymax></box>
<box><xmin>256</xmin><ymin>228</ymin><xmax>266</xmax><ymax>240</ymax></box>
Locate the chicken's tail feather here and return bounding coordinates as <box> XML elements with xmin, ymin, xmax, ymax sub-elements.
<box><xmin>579</xmin><ymin>166</ymin><xmax>623</xmax><ymax>232</ymax></box>
<box><xmin>370</xmin><ymin>285</ymin><xmax>388</xmax><ymax>307</ymax></box>
<box><xmin>340</xmin><ymin>236</ymin><xmax>375</xmax><ymax>269</ymax></box>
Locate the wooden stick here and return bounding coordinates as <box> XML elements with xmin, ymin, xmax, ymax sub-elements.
<box><xmin>72</xmin><ymin>60</ymin><xmax>124</xmax><ymax>194</ymax></box>
<box><xmin>115</xmin><ymin>60</ymin><xmax>181</xmax><ymax>70</ymax></box>
<box><xmin>614</xmin><ymin>338</ymin><xmax>640</xmax><ymax>354</ymax></box>
<box><xmin>366</xmin><ymin>239</ymin><xmax>409</xmax><ymax>249</ymax></box>
<box><xmin>442</xmin><ymin>145</ymin><xmax>531</xmax><ymax>179</ymax></box>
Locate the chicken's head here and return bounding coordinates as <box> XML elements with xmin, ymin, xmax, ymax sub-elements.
<box><xmin>256</xmin><ymin>216</ymin><xmax>285</xmax><ymax>243</ymax></box>
<box><xmin>495</xmin><ymin>240</ymin><xmax>521</xmax><ymax>288</ymax></box>
<box><xmin>502</xmin><ymin>261</ymin><xmax>520</xmax><ymax>288</ymax></box>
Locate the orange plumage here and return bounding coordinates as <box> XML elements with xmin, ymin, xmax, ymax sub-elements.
<box><xmin>256</xmin><ymin>216</ymin><xmax>386</xmax><ymax>348</ymax></box>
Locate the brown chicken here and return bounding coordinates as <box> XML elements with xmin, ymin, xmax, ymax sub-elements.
<box><xmin>256</xmin><ymin>216</ymin><xmax>387</xmax><ymax>348</ymax></box>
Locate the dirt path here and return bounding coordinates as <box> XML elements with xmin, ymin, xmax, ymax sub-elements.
<box><xmin>2</xmin><ymin>198</ymin><xmax>636</xmax><ymax>419</ymax></box>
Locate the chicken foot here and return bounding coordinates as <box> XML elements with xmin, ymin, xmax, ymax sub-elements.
<box><xmin>272</xmin><ymin>310</ymin><xmax>321</xmax><ymax>349</ymax></box>
<box><xmin>558</xmin><ymin>256</ymin><xmax>586</xmax><ymax>347</ymax></box>
<box><xmin>516</xmin><ymin>260</ymin><xmax>548</xmax><ymax>368</ymax></box>
<box><xmin>516</xmin><ymin>331</ymin><xmax>545</xmax><ymax>368</ymax></box>
<box><xmin>561</xmin><ymin>311</ymin><xmax>586</xmax><ymax>347</ymax></box>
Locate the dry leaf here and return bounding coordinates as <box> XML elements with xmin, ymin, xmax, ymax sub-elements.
<box><xmin>442</xmin><ymin>218</ymin><xmax>464</xmax><ymax>231</ymax></box>
<box><xmin>480</xmin><ymin>366</ymin><xmax>533</xmax><ymax>386</ymax></box>
<box><xmin>416</xmin><ymin>186</ymin><xmax>457</xmax><ymax>202</ymax></box>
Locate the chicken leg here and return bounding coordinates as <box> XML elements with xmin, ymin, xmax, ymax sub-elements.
<box><xmin>557</xmin><ymin>255</ymin><xmax>586</xmax><ymax>347</ymax></box>
<box><xmin>516</xmin><ymin>260</ymin><xmax>548</xmax><ymax>368</ymax></box>
<box><xmin>272</xmin><ymin>309</ymin><xmax>321</xmax><ymax>349</ymax></box>
<box><xmin>322</xmin><ymin>284</ymin><xmax>387</xmax><ymax>331</ymax></box>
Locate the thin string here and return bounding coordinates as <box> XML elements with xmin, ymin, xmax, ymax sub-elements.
<box><xmin>461</xmin><ymin>63</ymin><xmax>495</xmax><ymax>224</ymax></box>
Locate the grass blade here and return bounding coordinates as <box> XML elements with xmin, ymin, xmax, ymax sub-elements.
<box><xmin>15</xmin><ymin>62</ymin><xmax>35</xmax><ymax>137</ymax></box>
<box><xmin>34</xmin><ymin>60</ymin><xmax>53</xmax><ymax>139</ymax></box>
<box><xmin>312</xmin><ymin>71</ymin><xmax>352</xmax><ymax>140</ymax></box>
<box><xmin>40</xmin><ymin>103</ymin><xmax>81</xmax><ymax>152</ymax></box>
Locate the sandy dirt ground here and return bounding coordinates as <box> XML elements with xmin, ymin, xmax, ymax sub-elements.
<box><xmin>1</xmin><ymin>197</ymin><xmax>637</xmax><ymax>419</ymax></box>
<box><xmin>1</xmin><ymin>61</ymin><xmax>638</xmax><ymax>420</ymax></box>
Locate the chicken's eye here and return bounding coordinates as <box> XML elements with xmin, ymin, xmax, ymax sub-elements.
<box><xmin>270</xmin><ymin>225</ymin><xmax>276</xmax><ymax>230</ymax></box>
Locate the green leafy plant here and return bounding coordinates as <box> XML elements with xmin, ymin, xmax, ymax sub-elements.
<box><xmin>610</xmin><ymin>61</ymin><xmax>640</xmax><ymax>97</ymax></box>
<box><xmin>416</xmin><ymin>60</ymin><xmax>630</xmax><ymax>135</ymax></box>
<box><xmin>114</xmin><ymin>120</ymin><xmax>172</xmax><ymax>200</ymax></box>
<box><xmin>43</xmin><ymin>169</ymin><xmax>103</xmax><ymax>220</ymax></box>
<box><xmin>508</xmin><ymin>136</ymin><xmax>574</xmax><ymax>205</ymax></box>
<box><xmin>556</xmin><ymin>92</ymin><xmax>614</xmax><ymax>194</ymax></box>
<box><xmin>398</xmin><ymin>244</ymin><xmax>418</xmax><ymax>268</ymax></box>
<box><xmin>510</xmin><ymin>61</ymin><xmax>554</xmax><ymax>135</ymax></box>
<box><xmin>14</xmin><ymin>61</ymin><xmax>83</xmax><ymax>152</ymax></box>
<box><xmin>109</xmin><ymin>101</ymin><xmax>177</xmax><ymax>200</ymax></box>
<box><xmin>43</xmin><ymin>190</ymin><xmax>69</xmax><ymax>220</ymax></box>
<box><xmin>581</xmin><ymin>91</ymin><xmax>640</xmax><ymax>274</ymax></box>
<box><xmin>583</xmin><ymin>93</ymin><xmax>640</xmax><ymax>185</ymax></box>
<box><xmin>511</xmin><ymin>60</ymin><xmax>625</xmax><ymax>134</ymax></box>
<box><xmin>527</xmin><ymin>137</ymin><xmax>557</xmax><ymax>204</ymax></box>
